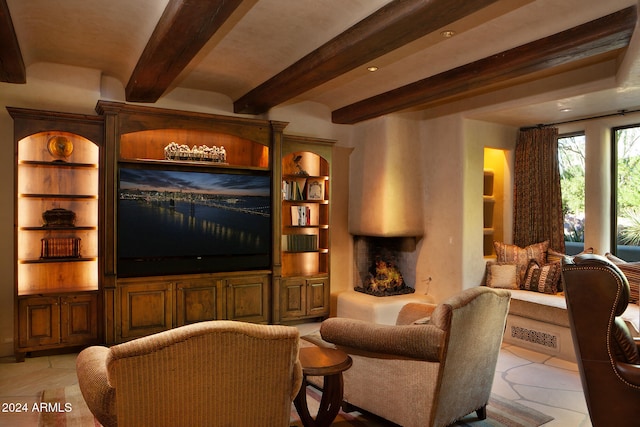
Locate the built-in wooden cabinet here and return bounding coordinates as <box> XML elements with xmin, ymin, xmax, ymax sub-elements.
<box><xmin>11</xmin><ymin>102</ymin><xmax>335</xmax><ymax>353</ymax></box>
<box><xmin>96</xmin><ymin>101</ymin><xmax>287</xmax><ymax>343</ymax></box>
<box><xmin>279</xmin><ymin>276</ymin><xmax>329</xmax><ymax>321</ymax></box>
<box><xmin>274</xmin><ymin>135</ymin><xmax>333</xmax><ymax>323</ymax></box>
<box><xmin>10</xmin><ymin>107</ymin><xmax>103</xmax><ymax>361</ymax></box>
<box><xmin>17</xmin><ymin>293</ymin><xmax>99</xmax><ymax>350</ymax></box>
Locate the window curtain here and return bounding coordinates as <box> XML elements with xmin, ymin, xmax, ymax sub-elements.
<box><xmin>514</xmin><ymin>127</ymin><xmax>565</xmax><ymax>252</ymax></box>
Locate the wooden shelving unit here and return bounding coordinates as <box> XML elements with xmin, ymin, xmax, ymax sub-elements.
<box><xmin>276</xmin><ymin>135</ymin><xmax>334</xmax><ymax>322</ymax></box>
<box><xmin>10</xmin><ymin>109</ymin><xmax>104</xmax><ymax>361</ymax></box>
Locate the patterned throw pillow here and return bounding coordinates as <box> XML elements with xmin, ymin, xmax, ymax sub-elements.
<box><xmin>485</xmin><ymin>262</ymin><xmax>519</xmax><ymax>289</ymax></box>
<box><xmin>494</xmin><ymin>240</ymin><xmax>549</xmax><ymax>282</ymax></box>
<box><xmin>522</xmin><ymin>260</ymin><xmax>561</xmax><ymax>294</ymax></box>
<box><xmin>604</xmin><ymin>253</ymin><xmax>640</xmax><ymax>304</ymax></box>
<box><xmin>547</xmin><ymin>247</ymin><xmax>594</xmax><ymax>291</ymax></box>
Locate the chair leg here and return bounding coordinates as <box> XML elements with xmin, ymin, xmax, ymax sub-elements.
<box><xmin>476</xmin><ymin>404</ymin><xmax>487</xmax><ymax>420</ymax></box>
<box><xmin>341</xmin><ymin>401</ymin><xmax>356</xmax><ymax>413</ymax></box>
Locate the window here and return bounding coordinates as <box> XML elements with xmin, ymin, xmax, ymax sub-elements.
<box><xmin>558</xmin><ymin>133</ymin><xmax>586</xmax><ymax>255</ymax></box>
<box><xmin>612</xmin><ymin>125</ymin><xmax>640</xmax><ymax>261</ymax></box>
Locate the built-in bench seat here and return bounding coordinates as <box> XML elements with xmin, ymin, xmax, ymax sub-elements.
<box><xmin>504</xmin><ymin>289</ymin><xmax>639</xmax><ymax>361</ymax></box>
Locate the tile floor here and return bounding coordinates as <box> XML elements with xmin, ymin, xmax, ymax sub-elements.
<box><xmin>0</xmin><ymin>323</ymin><xmax>593</xmax><ymax>427</ymax></box>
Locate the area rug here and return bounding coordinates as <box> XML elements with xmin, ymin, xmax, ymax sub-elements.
<box><xmin>39</xmin><ymin>384</ymin><xmax>553</xmax><ymax>427</ymax></box>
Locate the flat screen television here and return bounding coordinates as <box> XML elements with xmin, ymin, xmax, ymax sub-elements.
<box><xmin>117</xmin><ymin>164</ymin><xmax>272</xmax><ymax>277</ymax></box>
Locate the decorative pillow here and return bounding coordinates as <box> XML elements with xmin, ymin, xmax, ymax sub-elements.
<box><xmin>604</xmin><ymin>252</ymin><xmax>625</xmax><ymax>264</ymax></box>
<box><xmin>604</xmin><ymin>253</ymin><xmax>640</xmax><ymax>304</ymax></box>
<box><xmin>494</xmin><ymin>240</ymin><xmax>549</xmax><ymax>282</ymax></box>
<box><xmin>547</xmin><ymin>247</ymin><xmax>594</xmax><ymax>264</ymax></box>
<box><xmin>485</xmin><ymin>262</ymin><xmax>519</xmax><ymax>289</ymax></box>
<box><xmin>522</xmin><ymin>260</ymin><xmax>561</xmax><ymax>294</ymax></box>
<box><xmin>547</xmin><ymin>247</ymin><xmax>594</xmax><ymax>291</ymax></box>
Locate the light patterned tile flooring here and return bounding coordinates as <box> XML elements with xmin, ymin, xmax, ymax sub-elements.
<box><xmin>0</xmin><ymin>323</ymin><xmax>592</xmax><ymax>426</ymax></box>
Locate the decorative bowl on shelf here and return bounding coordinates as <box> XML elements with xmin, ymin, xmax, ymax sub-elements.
<box><xmin>42</xmin><ymin>208</ymin><xmax>76</xmax><ymax>227</ymax></box>
<box><xmin>47</xmin><ymin>135</ymin><xmax>73</xmax><ymax>160</ymax></box>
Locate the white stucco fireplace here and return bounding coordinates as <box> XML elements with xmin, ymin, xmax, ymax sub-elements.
<box><xmin>337</xmin><ymin>235</ymin><xmax>433</xmax><ymax>324</ymax></box>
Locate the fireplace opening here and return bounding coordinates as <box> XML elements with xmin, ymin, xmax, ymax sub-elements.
<box><xmin>353</xmin><ymin>236</ymin><xmax>417</xmax><ymax>297</ymax></box>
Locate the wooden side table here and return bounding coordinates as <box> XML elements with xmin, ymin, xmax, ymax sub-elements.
<box><xmin>294</xmin><ymin>346</ymin><xmax>353</xmax><ymax>427</ymax></box>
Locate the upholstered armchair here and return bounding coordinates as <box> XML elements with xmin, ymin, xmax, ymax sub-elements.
<box><xmin>76</xmin><ymin>321</ymin><xmax>302</xmax><ymax>427</ymax></box>
<box><xmin>319</xmin><ymin>286</ymin><xmax>511</xmax><ymax>427</ymax></box>
<box><xmin>563</xmin><ymin>254</ymin><xmax>640</xmax><ymax>427</ymax></box>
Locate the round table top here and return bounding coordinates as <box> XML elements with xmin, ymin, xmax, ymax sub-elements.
<box><xmin>298</xmin><ymin>346</ymin><xmax>352</xmax><ymax>376</ymax></box>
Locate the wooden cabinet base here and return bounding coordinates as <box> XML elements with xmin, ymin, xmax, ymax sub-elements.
<box><xmin>110</xmin><ymin>271</ymin><xmax>270</xmax><ymax>344</ymax></box>
<box><xmin>15</xmin><ymin>292</ymin><xmax>99</xmax><ymax>362</ymax></box>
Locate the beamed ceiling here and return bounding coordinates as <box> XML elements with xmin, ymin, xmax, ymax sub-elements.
<box><xmin>1</xmin><ymin>0</ymin><xmax>640</xmax><ymax>127</ymax></box>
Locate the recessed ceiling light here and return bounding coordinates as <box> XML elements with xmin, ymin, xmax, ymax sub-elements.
<box><xmin>440</xmin><ymin>30</ymin><xmax>456</xmax><ymax>38</ymax></box>
<box><xmin>367</xmin><ymin>66</ymin><xmax>379</xmax><ymax>72</ymax></box>
<box><xmin>560</xmin><ymin>108</ymin><xmax>572</xmax><ymax>113</ymax></box>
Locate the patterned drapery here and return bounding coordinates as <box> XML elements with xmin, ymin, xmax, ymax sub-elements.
<box><xmin>513</xmin><ymin>127</ymin><xmax>565</xmax><ymax>252</ymax></box>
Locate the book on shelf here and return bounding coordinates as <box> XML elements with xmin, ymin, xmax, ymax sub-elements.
<box><xmin>282</xmin><ymin>234</ymin><xmax>318</xmax><ymax>252</ymax></box>
<box><xmin>41</xmin><ymin>237</ymin><xmax>81</xmax><ymax>258</ymax></box>
<box><xmin>291</xmin><ymin>205</ymin><xmax>311</xmax><ymax>226</ymax></box>
<box><xmin>282</xmin><ymin>178</ymin><xmax>306</xmax><ymax>201</ymax></box>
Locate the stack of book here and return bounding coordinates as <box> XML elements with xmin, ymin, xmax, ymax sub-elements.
<box><xmin>291</xmin><ymin>205</ymin><xmax>311</xmax><ymax>226</ymax></box>
<box><xmin>282</xmin><ymin>234</ymin><xmax>318</xmax><ymax>252</ymax></box>
<box><xmin>41</xmin><ymin>237</ymin><xmax>81</xmax><ymax>258</ymax></box>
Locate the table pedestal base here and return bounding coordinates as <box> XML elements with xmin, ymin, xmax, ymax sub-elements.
<box><xmin>294</xmin><ymin>373</ymin><xmax>344</xmax><ymax>427</ymax></box>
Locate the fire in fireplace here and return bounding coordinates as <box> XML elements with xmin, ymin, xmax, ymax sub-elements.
<box><xmin>353</xmin><ymin>236</ymin><xmax>417</xmax><ymax>297</ymax></box>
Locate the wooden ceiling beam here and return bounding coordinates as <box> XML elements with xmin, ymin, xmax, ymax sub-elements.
<box><xmin>0</xmin><ymin>0</ymin><xmax>26</xmax><ymax>83</ymax></box>
<box><xmin>332</xmin><ymin>6</ymin><xmax>637</xmax><ymax>124</ymax></box>
<box><xmin>233</xmin><ymin>0</ymin><xmax>500</xmax><ymax>115</ymax></box>
<box><xmin>126</xmin><ymin>0</ymin><xmax>243</xmax><ymax>103</ymax></box>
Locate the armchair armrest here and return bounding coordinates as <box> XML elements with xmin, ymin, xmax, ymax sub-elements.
<box><xmin>76</xmin><ymin>346</ymin><xmax>117</xmax><ymax>427</ymax></box>
<box><xmin>320</xmin><ymin>317</ymin><xmax>446</xmax><ymax>361</ymax></box>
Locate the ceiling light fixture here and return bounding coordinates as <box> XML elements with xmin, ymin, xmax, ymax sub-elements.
<box><xmin>440</xmin><ymin>30</ymin><xmax>456</xmax><ymax>38</ymax></box>
<box><xmin>367</xmin><ymin>66</ymin><xmax>379</xmax><ymax>72</ymax></box>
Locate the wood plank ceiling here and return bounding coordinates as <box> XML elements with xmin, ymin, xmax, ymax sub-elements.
<box><xmin>0</xmin><ymin>0</ymin><xmax>637</xmax><ymax>124</ymax></box>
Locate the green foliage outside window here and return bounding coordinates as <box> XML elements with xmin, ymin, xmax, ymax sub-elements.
<box><xmin>558</xmin><ymin>134</ymin><xmax>586</xmax><ymax>242</ymax></box>
<box><xmin>615</xmin><ymin>127</ymin><xmax>640</xmax><ymax>247</ymax></box>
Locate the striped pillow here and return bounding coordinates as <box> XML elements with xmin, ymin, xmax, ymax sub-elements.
<box><xmin>494</xmin><ymin>241</ymin><xmax>549</xmax><ymax>283</ymax></box>
<box><xmin>547</xmin><ymin>247</ymin><xmax>594</xmax><ymax>291</ymax></box>
<box><xmin>522</xmin><ymin>260</ymin><xmax>561</xmax><ymax>294</ymax></box>
<box><xmin>614</xmin><ymin>264</ymin><xmax>640</xmax><ymax>304</ymax></box>
<box><xmin>604</xmin><ymin>253</ymin><xmax>640</xmax><ymax>304</ymax></box>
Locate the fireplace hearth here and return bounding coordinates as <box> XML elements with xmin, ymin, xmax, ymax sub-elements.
<box><xmin>353</xmin><ymin>236</ymin><xmax>418</xmax><ymax>297</ymax></box>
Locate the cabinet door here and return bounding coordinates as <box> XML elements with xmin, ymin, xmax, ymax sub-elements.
<box><xmin>280</xmin><ymin>278</ymin><xmax>307</xmax><ymax>320</ymax></box>
<box><xmin>176</xmin><ymin>279</ymin><xmax>222</xmax><ymax>326</ymax></box>
<box><xmin>225</xmin><ymin>275</ymin><xmax>269</xmax><ymax>323</ymax></box>
<box><xmin>18</xmin><ymin>296</ymin><xmax>60</xmax><ymax>347</ymax></box>
<box><xmin>60</xmin><ymin>293</ymin><xmax>99</xmax><ymax>345</ymax></box>
<box><xmin>306</xmin><ymin>277</ymin><xmax>329</xmax><ymax>317</ymax></box>
<box><xmin>120</xmin><ymin>282</ymin><xmax>172</xmax><ymax>340</ymax></box>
